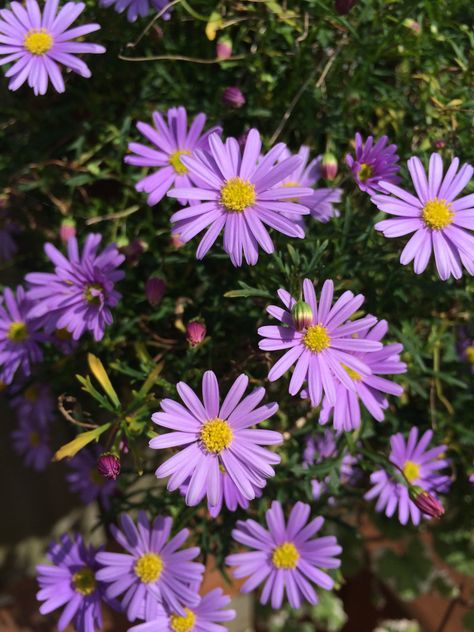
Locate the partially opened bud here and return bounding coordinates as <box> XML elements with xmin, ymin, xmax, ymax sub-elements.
<box><xmin>97</xmin><ymin>453</ymin><xmax>121</xmax><ymax>480</ymax></box>
<box><xmin>222</xmin><ymin>86</ymin><xmax>246</xmax><ymax>109</ymax></box>
<box><xmin>321</xmin><ymin>153</ymin><xmax>338</xmax><ymax>180</ymax></box>
<box><xmin>186</xmin><ymin>321</ymin><xmax>206</xmax><ymax>347</ymax></box>
<box><xmin>216</xmin><ymin>37</ymin><xmax>232</xmax><ymax>60</ymax></box>
<box><xmin>292</xmin><ymin>301</ymin><xmax>313</xmax><ymax>331</ymax></box>
<box><xmin>409</xmin><ymin>486</ymin><xmax>445</xmax><ymax>518</ymax></box>
<box><xmin>145</xmin><ymin>277</ymin><xmax>166</xmax><ymax>307</ymax></box>
<box><xmin>60</xmin><ymin>219</ymin><xmax>76</xmax><ymax>244</ymax></box>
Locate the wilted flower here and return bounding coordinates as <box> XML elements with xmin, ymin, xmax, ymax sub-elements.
<box><xmin>97</xmin><ymin>453</ymin><xmax>121</xmax><ymax>481</ymax></box>
<box><xmin>321</xmin><ymin>152</ymin><xmax>338</xmax><ymax>180</ymax></box>
<box><xmin>185</xmin><ymin>320</ymin><xmax>206</xmax><ymax>346</ymax></box>
<box><xmin>222</xmin><ymin>86</ymin><xmax>246</xmax><ymax>108</ymax></box>
<box><xmin>346</xmin><ymin>133</ymin><xmax>400</xmax><ymax>195</ymax></box>
<box><xmin>145</xmin><ymin>277</ymin><xmax>166</xmax><ymax>307</ymax></box>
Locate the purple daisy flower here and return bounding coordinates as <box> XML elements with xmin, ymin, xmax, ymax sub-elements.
<box><xmin>346</xmin><ymin>133</ymin><xmax>401</xmax><ymax>195</ymax></box>
<box><xmin>36</xmin><ymin>533</ymin><xmax>108</xmax><ymax>632</ymax></box>
<box><xmin>258</xmin><ymin>278</ymin><xmax>383</xmax><ymax>408</ymax></box>
<box><xmin>100</xmin><ymin>0</ymin><xmax>172</xmax><ymax>22</ymax></box>
<box><xmin>167</xmin><ymin>129</ymin><xmax>313</xmax><ymax>266</ymax></box>
<box><xmin>128</xmin><ymin>586</ymin><xmax>236</xmax><ymax>632</ymax></box>
<box><xmin>26</xmin><ymin>233</ymin><xmax>125</xmax><ymax>341</ymax></box>
<box><xmin>226</xmin><ymin>500</ymin><xmax>342</xmax><ymax>609</ymax></box>
<box><xmin>372</xmin><ymin>153</ymin><xmax>474</xmax><ymax>280</ymax></box>
<box><xmin>0</xmin><ymin>285</ymin><xmax>44</xmax><ymax>385</ymax></box>
<box><xmin>125</xmin><ymin>106</ymin><xmax>221</xmax><ymax>206</ymax></box>
<box><xmin>66</xmin><ymin>445</ymin><xmax>117</xmax><ymax>508</ymax></box>
<box><xmin>96</xmin><ymin>511</ymin><xmax>204</xmax><ymax>621</ymax></box>
<box><xmin>150</xmin><ymin>370</ymin><xmax>282</xmax><ymax>508</ymax></box>
<box><xmin>10</xmin><ymin>381</ymin><xmax>55</xmax><ymax>427</ymax></box>
<box><xmin>11</xmin><ymin>414</ymin><xmax>52</xmax><ymax>470</ymax></box>
<box><xmin>318</xmin><ymin>319</ymin><xmax>406</xmax><ymax>431</ymax></box>
<box><xmin>0</xmin><ymin>0</ymin><xmax>105</xmax><ymax>96</ymax></box>
<box><xmin>365</xmin><ymin>427</ymin><xmax>451</xmax><ymax>525</ymax></box>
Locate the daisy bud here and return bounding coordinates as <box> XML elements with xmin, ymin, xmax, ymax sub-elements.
<box><xmin>186</xmin><ymin>321</ymin><xmax>206</xmax><ymax>347</ymax></box>
<box><xmin>291</xmin><ymin>301</ymin><xmax>313</xmax><ymax>331</ymax></box>
<box><xmin>321</xmin><ymin>152</ymin><xmax>338</xmax><ymax>180</ymax></box>
<box><xmin>409</xmin><ymin>486</ymin><xmax>445</xmax><ymax>518</ymax></box>
<box><xmin>222</xmin><ymin>86</ymin><xmax>246</xmax><ymax>109</ymax></box>
<box><xmin>335</xmin><ymin>0</ymin><xmax>358</xmax><ymax>15</ymax></box>
<box><xmin>59</xmin><ymin>219</ymin><xmax>76</xmax><ymax>244</ymax></box>
<box><xmin>216</xmin><ymin>37</ymin><xmax>232</xmax><ymax>60</ymax></box>
<box><xmin>97</xmin><ymin>453</ymin><xmax>121</xmax><ymax>481</ymax></box>
<box><xmin>403</xmin><ymin>18</ymin><xmax>421</xmax><ymax>34</ymax></box>
<box><xmin>170</xmin><ymin>233</ymin><xmax>185</xmax><ymax>249</ymax></box>
<box><xmin>434</xmin><ymin>139</ymin><xmax>446</xmax><ymax>150</ymax></box>
<box><xmin>145</xmin><ymin>277</ymin><xmax>166</xmax><ymax>307</ymax></box>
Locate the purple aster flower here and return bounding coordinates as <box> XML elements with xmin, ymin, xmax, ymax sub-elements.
<box><xmin>10</xmin><ymin>381</ymin><xmax>55</xmax><ymax>427</ymax></box>
<box><xmin>11</xmin><ymin>414</ymin><xmax>52</xmax><ymax>470</ymax></box>
<box><xmin>318</xmin><ymin>319</ymin><xmax>406</xmax><ymax>431</ymax></box>
<box><xmin>125</xmin><ymin>106</ymin><xmax>221</xmax><ymax>206</ymax></box>
<box><xmin>258</xmin><ymin>278</ymin><xmax>383</xmax><ymax>408</ymax></box>
<box><xmin>346</xmin><ymin>133</ymin><xmax>400</xmax><ymax>195</ymax></box>
<box><xmin>100</xmin><ymin>0</ymin><xmax>172</xmax><ymax>22</ymax></box>
<box><xmin>457</xmin><ymin>328</ymin><xmax>474</xmax><ymax>374</ymax></box>
<box><xmin>66</xmin><ymin>445</ymin><xmax>117</xmax><ymax>508</ymax></box>
<box><xmin>167</xmin><ymin>129</ymin><xmax>313</xmax><ymax>266</ymax></box>
<box><xmin>150</xmin><ymin>370</ymin><xmax>282</xmax><ymax>508</ymax></box>
<box><xmin>96</xmin><ymin>511</ymin><xmax>204</xmax><ymax>621</ymax></box>
<box><xmin>0</xmin><ymin>285</ymin><xmax>44</xmax><ymax>385</ymax></box>
<box><xmin>26</xmin><ymin>233</ymin><xmax>125</xmax><ymax>341</ymax></box>
<box><xmin>372</xmin><ymin>153</ymin><xmax>474</xmax><ymax>280</ymax></box>
<box><xmin>365</xmin><ymin>427</ymin><xmax>451</xmax><ymax>525</ymax></box>
<box><xmin>226</xmin><ymin>500</ymin><xmax>342</xmax><ymax>609</ymax></box>
<box><xmin>128</xmin><ymin>586</ymin><xmax>236</xmax><ymax>632</ymax></box>
<box><xmin>0</xmin><ymin>0</ymin><xmax>105</xmax><ymax>96</ymax></box>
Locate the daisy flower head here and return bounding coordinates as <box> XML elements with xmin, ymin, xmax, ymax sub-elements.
<box><xmin>11</xmin><ymin>414</ymin><xmax>52</xmax><ymax>471</ymax></box>
<box><xmin>226</xmin><ymin>501</ymin><xmax>342</xmax><ymax>609</ymax></box>
<box><xmin>346</xmin><ymin>133</ymin><xmax>401</xmax><ymax>195</ymax></box>
<box><xmin>318</xmin><ymin>319</ymin><xmax>406</xmax><ymax>431</ymax></box>
<box><xmin>96</xmin><ymin>511</ymin><xmax>204</xmax><ymax>621</ymax></box>
<box><xmin>10</xmin><ymin>381</ymin><xmax>55</xmax><ymax>427</ymax></box>
<box><xmin>372</xmin><ymin>153</ymin><xmax>474</xmax><ymax>280</ymax></box>
<box><xmin>100</xmin><ymin>0</ymin><xmax>172</xmax><ymax>22</ymax></box>
<box><xmin>150</xmin><ymin>370</ymin><xmax>282</xmax><ymax>508</ymax></box>
<box><xmin>258</xmin><ymin>278</ymin><xmax>383</xmax><ymax>408</ymax></box>
<box><xmin>26</xmin><ymin>233</ymin><xmax>125</xmax><ymax>342</ymax></box>
<box><xmin>0</xmin><ymin>0</ymin><xmax>105</xmax><ymax>96</ymax></box>
<box><xmin>66</xmin><ymin>445</ymin><xmax>117</xmax><ymax>508</ymax></box>
<box><xmin>0</xmin><ymin>285</ymin><xmax>44</xmax><ymax>385</ymax></box>
<box><xmin>36</xmin><ymin>533</ymin><xmax>107</xmax><ymax>632</ymax></box>
<box><xmin>365</xmin><ymin>427</ymin><xmax>451</xmax><ymax>525</ymax></box>
<box><xmin>125</xmin><ymin>106</ymin><xmax>221</xmax><ymax>206</ymax></box>
<box><xmin>167</xmin><ymin>129</ymin><xmax>313</xmax><ymax>266</ymax></box>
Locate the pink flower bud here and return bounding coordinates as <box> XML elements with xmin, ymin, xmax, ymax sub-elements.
<box><xmin>60</xmin><ymin>219</ymin><xmax>76</xmax><ymax>244</ymax></box>
<box><xmin>409</xmin><ymin>486</ymin><xmax>445</xmax><ymax>518</ymax></box>
<box><xmin>216</xmin><ymin>37</ymin><xmax>232</xmax><ymax>60</ymax></box>
<box><xmin>186</xmin><ymin>321</ymin><xmax>206</xmax><ymax>347</ymax></box>
<box><xmin>321</xmin><ymin>153</ymin><xmax>338</xmax><ymax>180</ymax></box>
<box><xmin>170</xmin><ymin>233</ymin><xmax>185</xmax><ymax>249</ymax></box>
<box><xmin>97</xmin><ymin>453</ymin><xmax>121</xmax><ymax>480</ymax></box>
<box><xmin>145</xmin><ymin>277</ymin><xmax>166</xmax><ymax>307</ymax></box>
<box><xmin>434</xmin><ymin>139</ymin><xmax>446</xmax><ymax>150</ymax></box>
<box><xmin>291</xmin><ymin>301</ymin><xmax>313</xmax><ymax>331</ymax></box>
<box><xmin>335</xmin><ymin>0</ymin><xmax>358</xmax><ymax>15</ymax></box>
<box><xmin>222</xmin><ymin>87</ymin><xmax>246</xmax><ymax>109</ymax></box>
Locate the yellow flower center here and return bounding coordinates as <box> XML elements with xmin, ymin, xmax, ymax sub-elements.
<box><xmin>84</xmin><ymin>283</ymin><xmax>103</xmax><ymax>304</ymax></box>
<box><xmin>24</xmin><ymin>385</ymin><xmax>39</xmax><ymax>401</ymax></box>
<box><xmin>358</xmin><ymin>163</ymin><xmax>373</xmax><ymax>182</ymax></box>
<box><xmin>303</xmin><ymin>324</ymin><xmax>331</xmax><ymax>353</ymax></box>
<box><xmin>7</xmin><ymin>321</ymin><xmax>28</xmax><ymax>343</ymax></box>
<box><xmin>343</xmin><ymin>364</ymin><xmax>362</xmax><ymax>381</ymax></box>
<box><xmin>220</xmin><ymin>177</ymin><xmax>256</xmax><ymax>212</ymax></box>
<box><xmin>200</xmin><ymin>418</ymin><xmax>233</xmax><ymax>453</ymax></box>
<box><xmin>134</xmin><ymin>552</ymin><xmax>164</xmax><ymax>584</ymax></box>
<box><xmin>272</xmin><ymin>542</ymin><xmax>300</xmax><ymax>569</ymax></box>
<box><xmin>72</xmin><ymin>567</ymin><xmax>96</xmax><ymax>596</ymax></box>
<box><xmin>403</xmin><ymin>460</ymin><xmax>421</xmax><ymax>483</ymax></box>
<box><xmin>0</xmin><ymin>380</ymin><xmax>6</xmax><ymax>393</ymax></box>
<box><xmin>29</xmin><ymin>431</ymin><xmax>41</xmax><ymax>447</ymax></box>
<box><xmin>465</xmin><ymin>345</ymin><xmax>474</xmax><ymax>364</ymax></box>
<box><xmin>169</xmin><ymin>150</ymin><xmax>191</xmax><ymax>175</ymax></box>
<box><xmin>24</xmin><ymin>29</ymin><xmax>54</xmax><ymax>56</ymax></box>
<box><xmin>422</xmin><ymin>198</ymin><xmax>454</xmax><ymax>230</ymax></box>
<box><xmin>170</xmin><ymin>608</ymin><xmax>196</xmax><ymax>632</ymax></box>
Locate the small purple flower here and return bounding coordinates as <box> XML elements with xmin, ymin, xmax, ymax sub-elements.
<box><xmin>258</xmin><ymin>278</ymin><xmax>382</xmax><ymax>408</ymax></box>
<box><xmin>318</xmin><ymin>319</ymin><xmax>406</xmax><ymax>431</ymax></box>
<box><xmin>346</xmin><ymin>133</ymin><xmax>400</xmax><ymax>195</ymax></box>
<box><xmin>11</xmin><ymin>415</ymin><xmax>52</xmax><ymax>470</ymax></box>
<box><xmin>100</xmin><ymin>0</ymin><xmax>172</xmax><ymax>22</ymax></box>
<box><xmin>36</xmin><ymin>533</ymin><xmax>108</xmax><ymax>632</ymax></box>
<box><xmin>167</xmin><ymin>129</ymin><xmax>313</xmax><ymax>266</ymax></box>
<box><xmin>10</xmin><ymin>381</ymin><xmax>55</xmax><ymax>427</ymax></box>
<box><xmin>226</xmin><ymin>501</ymin><xmax>342</xmax><ymax>609</ymax></box>
<box><xmin>26</xmin><ymin>233</ymin><xmax>125</xmax><ymax>342</ymax></box>
<box><xmin>150</xmin><ymin>371</ymin><xmax>282</xmax><ymax>508</ymax></box>
<box><xmin>66</xmin><ymin>446</ymin><xmax>117</xmax><ymax>508</ymax></box>
<box><xmin>0</xmin><ymin>0</ymin><xmax>105</xmax><ymax>96</ymax></box>
<box><xmin>222</xmin><ymin>86</ymin><xmax>246</xmax><ymax>108</ymax></box>
<box><xmin>125</xmin><ymin>106</ymin><xmax>221</xmax><ymax>206</ymax></box>
<box><xmin>128</xmin><ymin>586</ymin><xmax>236</xmax><ymax>632</ymax></box>
<box><xmin>365</xmin><ymin>427</ymin><xmax>451</xmax><ymax>525</ymax></box>
<box><xmin>372</xmin><ymin>153</ymin><xmax>474</xmax><ymax>280</ymax></box>
<box><xmin>0</xmin><ymin>286</ymin><xmax>44</xmax><ymax>385</ymax></box>
<box><xmin>96</xmin><ymin>511</ymin><xmax>204</xmax><ymax>621</ymax></box>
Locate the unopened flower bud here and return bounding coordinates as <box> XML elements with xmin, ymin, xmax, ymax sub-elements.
<box><xmin>216</xmin><ymin>37</ymin><xmax>232</xmax><ymax>60</ymax></box>
<box><xmin>403</xmin><ymin>18</ymin><xmax>421</xmax><ymax>34</ymax></box>
<box><xmin>186</xmin><ymin>321</ymin><xmax>206</xmax><ymax>347</ymax></box>
<box><xmin>335</xmin><ymin>0</ymin><xmax>358</xmax><ymax>15</ymax></box>
<box><xmin>97</xmin><ymin>453</ymin><xmax>121</xmax><ymax>480</ymax></box>
<box><xmin>409</xmin><ymin>486</ymin><xmax>444</xmax><ymax>518</ymax></box>
<box><xmin>60</xmin><ymin>219</ymin><xmax>76</xmax><ymax>244</ymax></box>
<box><xmin>145</xmin><ymin>277</ymin><xmax>166</xmax><ymax>307</ymax></box>
<box><xmin>321</xmin><ymin>152</ymin><xmax>338</xmax><ymax>180</ymax></box>
<box><xmin>434</xmin><ymin>139</ymin><xmax>446</xmax><ymax>150</ymax></box>
<box><xmin>222</xmin><ymin>86</ymin><xmax>246</xmax><ymax>109</ymax></box>
<box><xmin>292</xmin><ymin>301</ymin><xmax>313</xmax><ymax>331</ymax></box>
<box><xmin>170</xmin><ymin>233</ymin><xmax>185</xmax><ymax>249</ymax></box>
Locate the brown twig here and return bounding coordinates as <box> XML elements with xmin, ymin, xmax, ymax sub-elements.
<box><xmin>58</xmin><ymin>394</ymin><xmax>97</xmax><ymax>429</ymax></box>
<box><xmin>118</xmin><ymin>53</ymin><xmax>246</xmax><ymax>64</ymax></box>
<box><xmin>125</xmin><ymin>0</ymin><xmax>183</xmax><ymax>49</ymax></box>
